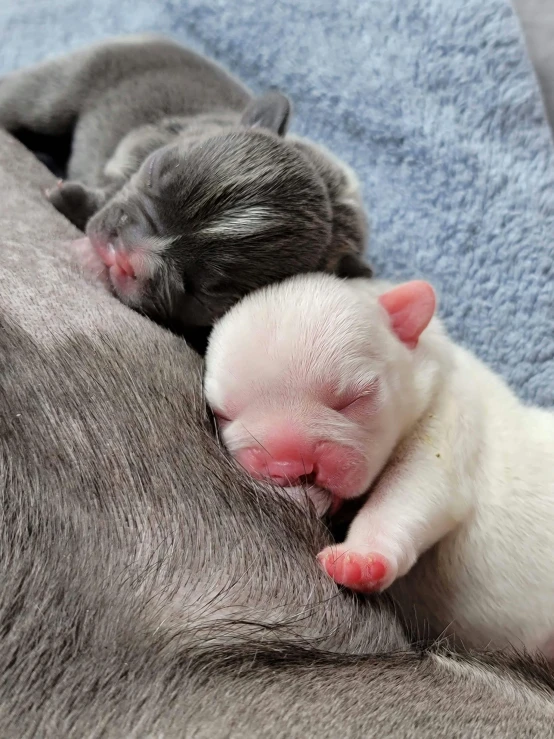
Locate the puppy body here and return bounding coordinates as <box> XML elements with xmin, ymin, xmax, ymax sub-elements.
<box><xmin>0</xmin><ymin>36</ymin><xmax>371</xmax><ymax>329</ymax></box>
<box><xmin>205</xmin><ymin>273</ymin><xmax>554</xmax><ymax>655</ymax></box>
<box><xmin>2</xmin><ymin>128</ymin><xmax>554</xmax><ymax>735</ymax></box>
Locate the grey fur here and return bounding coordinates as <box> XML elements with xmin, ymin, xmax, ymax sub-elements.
<box><xmin>0</xmin><ymin>130</ymin><xmax>553</xmax><ymax>738</ymax></box>
<box><xmin>0</xmin><ymin>35</ymin><xmax>371</xmax><ymax>330</ymax></box>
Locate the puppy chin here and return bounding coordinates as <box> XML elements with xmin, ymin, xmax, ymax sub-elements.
<box><xmin>69</xmin><ymin>237</ymin><xmax>110</xmax><ymax>286</ymax></box>
<box><xmin>275</xmin><ymin>485</ymin><xmax>333</xmax><ymax>518</ymax></box>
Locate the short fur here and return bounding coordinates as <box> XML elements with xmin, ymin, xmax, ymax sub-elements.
<box><xmin>1</xmin><ymin>131</ymin><xmax>554</xmax><ymax>736</ymax></box>
<box><xmin>0</xmin><ymin>35</ymin><xmax>371</xmax><ymax>331</ymax></box>
<box><xmin>205</xmin><ymin>273</ymin><xmax>554</xmax><ymax>657</ymax></box>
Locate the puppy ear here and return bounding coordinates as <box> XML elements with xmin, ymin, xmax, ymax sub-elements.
<box><xmin>240</xmin><ymin>92</ymin><xmax>292</xmax><ymax>136</ymax></box>
<box><xmin>335</xmin><ymin>253</ymin><xmax>373</xmax><ymax>279</ymax></box>
<box><xmin>378</xmin><ymin>281</ymin><xmax>436</xmax><ymax>349</ymax></box>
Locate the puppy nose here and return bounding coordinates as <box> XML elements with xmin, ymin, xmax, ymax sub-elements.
<box><xmin>90</xmin><ymin>235</ymin><xmax>136</xmax><ymax>279</ymax></box>
<box><xmin>236</xmin><ymin>447</ymin><xmax>314</xmax><ymax>486</ymax></box>
<box><xmin>114</xmin><ymin>248</ymin><xmax>135</xmax><ymax>278</ymax></box>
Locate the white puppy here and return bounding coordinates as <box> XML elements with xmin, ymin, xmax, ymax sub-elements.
<box><xmin>204</xmin><ymin>273</ymin><xmax>554</xmax><ymax>656</ymax></box>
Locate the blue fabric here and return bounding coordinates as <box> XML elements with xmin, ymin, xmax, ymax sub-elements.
<box><xmin>1</xmin><ymin>0</ymin><xmax>552</xmax><ymax>405</ymax></box>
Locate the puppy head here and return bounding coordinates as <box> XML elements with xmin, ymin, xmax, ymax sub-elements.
<box><xmin>86</xmin><ymin>92</ymin><xmax>368</xmax><ymax>328</ymax></box>
<box><xmin>204</xmin><ymin>275</ymin><xmax>436</xmax><ymax>500</ymax></box>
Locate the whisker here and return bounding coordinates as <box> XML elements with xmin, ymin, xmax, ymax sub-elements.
<box><xmin>240</xmin><ymin>424</ymin><xmax>273</xmax><ymax>457</ymax></box>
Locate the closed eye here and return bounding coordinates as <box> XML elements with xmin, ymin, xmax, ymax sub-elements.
<box><xmin>333</xmin><ymin>393</ymin><xmax>372</xmax><ymax>413</ymax></box>
<box><xmin>203</xmin><ymin>279</ymin><xmax>236</xmax><ymax>297</ymax></box>
<box><xmin>212</xmin><ymin>409</ymin><xmax>233</xmax><ymax>426</ymax></box>
<box><xmin>331</xmin><ymin>379</ymin><xmax>381</xmax><ymax>415</ymax></box>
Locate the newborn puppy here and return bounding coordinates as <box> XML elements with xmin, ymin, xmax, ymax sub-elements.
<box><xmin>0</xmin><ymin>35</ymin><xmax>371</xmax><ymax>330</ymax></box>
<box><xmin>204</xmin><ymin>273</ymin><xmax>554</xmax><ymax>656</ymax></box>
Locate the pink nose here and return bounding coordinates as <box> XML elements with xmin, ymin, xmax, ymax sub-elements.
<box><xmin>90</xmin><ymin>236</ymin><xmax>135</xmax><ymax>278</ymax></box>
<box><xmin>237</xmin><ymin>447</ymin><xmax>314</xmax><ymax>486</ymax></box>
<box><xmin>114</xmin><ymin>248</ymin><xmax>135</xmax><ymax>278</ymax></box>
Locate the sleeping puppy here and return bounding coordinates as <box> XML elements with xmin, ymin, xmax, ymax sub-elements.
<box><xmin>204</xmin><ymin>273</ymin><xmax>554</xmax><ymax>657</ymax></box>
<box><xmin>0</xmin><ymin>36</ymin><xmax>371</xmax><ymax>332</ymax></box>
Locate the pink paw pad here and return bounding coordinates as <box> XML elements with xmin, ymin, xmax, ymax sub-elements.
<box><xmin>317</xmin><ymin>546</ymin><xmax>390</xmax><ymax>593</ymax></box>
<box><xmin>44</xmin><ymin>180</ymin><xmax>64</xmax><ymax>198</ymax></box>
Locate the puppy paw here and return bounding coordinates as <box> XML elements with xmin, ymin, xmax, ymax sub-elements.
<box><xmin>317</xmin><ymin>544</ymin><xmax>397</xmax><ymax>593</ymax></box>
<box><xmin>46</xmin><ymin>180</ymin><xmax>98</xmax><ymax>230</ymax></box>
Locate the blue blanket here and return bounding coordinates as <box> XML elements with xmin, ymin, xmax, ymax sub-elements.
<box><xmin>1</xmin><ymin>0</ymin><xmax>552</xmax><ymax>405</ymax></box>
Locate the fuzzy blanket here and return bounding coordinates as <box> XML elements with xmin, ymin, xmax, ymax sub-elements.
<box><xmin>0</xmin><ymin>0</ymin><xmax>552</xmax><ymax>405</ymax></box>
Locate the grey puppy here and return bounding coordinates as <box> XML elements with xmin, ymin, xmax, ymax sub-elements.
<box><xmin>0</xmin><ymin>35</ymin><xmax>371</xmax><ymax>333</ymax></box>
<box><xmin>1</xmin><ymin>130</ymin><xmax>554</xmax><ymax>738</ymax></box>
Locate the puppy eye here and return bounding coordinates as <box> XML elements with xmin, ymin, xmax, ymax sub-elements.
<box><xmin>333</xmin><ymin>395</ymin><xmax>367</xmax><ymax>413</ymax></box>
<box><xmin>212</xmin><ymin>409</ymin><xmax>233</xmax><ymax>425</ymax></box>
<box><xmin>332</xmin><ymin>381</ymin><xmax>380</xmax><ymax>414</ymax></box>
<box><xmin>183</xmin><ymin>275</ymin><xmax>196</xmax><ymax>294</ymax></box>
<box><xmin>204</xmin><ymin>280</ymin><xmax>232</xmax><ymax>296</ymax></box>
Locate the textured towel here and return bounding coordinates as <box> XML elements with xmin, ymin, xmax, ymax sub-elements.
<box><xmin>0</xmin><ymin>0</ymin><xmax>552</xmax><ymax>405</ymax></box>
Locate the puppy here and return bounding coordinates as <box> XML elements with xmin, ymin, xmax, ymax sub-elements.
<box><xmin>204</xmin><ymin>273</ymin><xmax>554</xmax><ymax>656</ymax></box>
<box><xmin>0</xmin><ymin>36</ymin><xmax>371</xmax><ymax>331</ymax></box>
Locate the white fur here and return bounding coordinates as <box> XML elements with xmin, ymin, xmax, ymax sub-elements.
<box><xmin>199</xmin><ymin>206</ymin><xmax>281</xmax><ymax>238</ymax></box>
<box><xmin>204</xmin><ymin>273</ymin><xmax>554</xmax><ymax>656</ymax></box>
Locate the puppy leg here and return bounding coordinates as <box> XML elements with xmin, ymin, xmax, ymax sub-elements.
<box><xmin>319</xmin><ymin>446</ymin><xmax>471</xmax><ymax>593</ymax></box>
<box><xmin>46</xmin><ymin>181</ymin><xmax>111</xmax><ymax>230</ymax></box>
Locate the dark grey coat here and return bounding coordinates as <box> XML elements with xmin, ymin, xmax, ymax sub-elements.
<box><xmin>0</xmin><ymin>36</ymin><xmax>372</xmax><ymax>332</ymax></box>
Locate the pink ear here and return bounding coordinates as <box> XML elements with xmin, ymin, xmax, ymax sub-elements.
<box><xmin>378</xmin><ymin>281</ymin><xmax>436</xmax><ymax>349</ymax></box>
